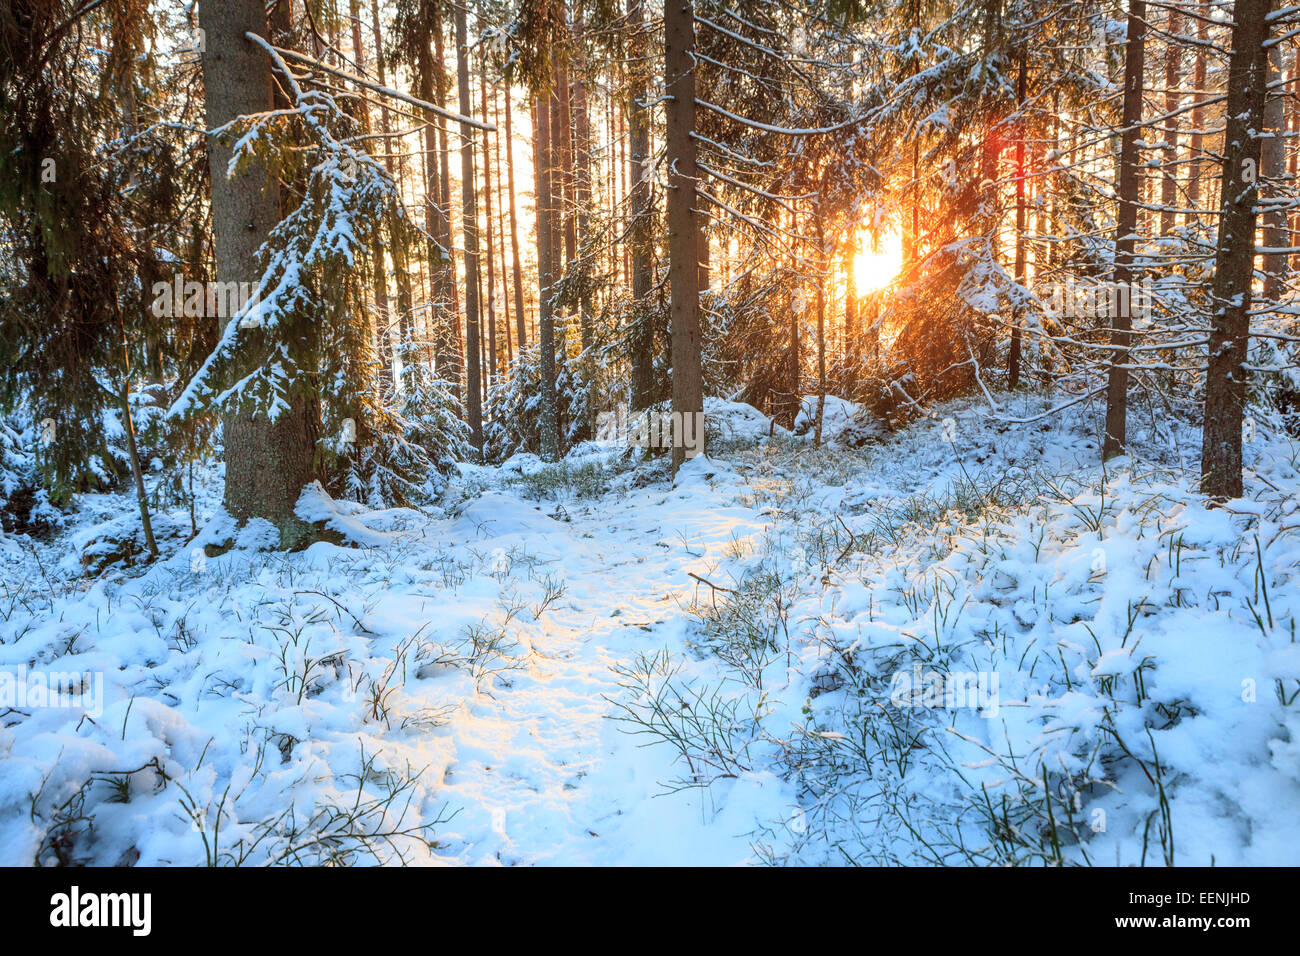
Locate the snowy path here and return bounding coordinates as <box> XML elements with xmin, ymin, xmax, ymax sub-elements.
<box><xmin>421</xmin><ymin>475</ymin><xmax>788</xmax><ymax>865</ymax></box>
<box><xmin>0</xmin><ymin>447</ymin><xmax>797</xmax><ymax>867</ymax></box>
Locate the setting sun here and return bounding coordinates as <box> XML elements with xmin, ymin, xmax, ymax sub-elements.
<box><xmin>853</xmin><ymin>230</ymin><xmax>903</xmax><ymax>293</ymax></box>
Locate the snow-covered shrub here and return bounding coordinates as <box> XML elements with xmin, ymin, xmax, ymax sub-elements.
<box><xmin>0</xmin><ymin>413</ymin><xmax>64</xmax><ymax>535</ymax></box>
<box><xmin>391</xmin><ymin>352</ymin><xmax>470</xmax><ymax>496</ymax></box>
<box><xmin>484</xmin><ymin>340</ymin><xmax>600</xmax><ymax>463</ymax></box>
<box><xmin>615</xmin><ymin>403</ymin><xmax>1300</xmax><ymax>866</ymax></box>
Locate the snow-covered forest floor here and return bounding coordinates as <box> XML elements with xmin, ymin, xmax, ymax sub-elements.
<box><xmin>2</xmin><ymin>391</ymin><xmax>1299</xmax><ymax>866</ymax></box>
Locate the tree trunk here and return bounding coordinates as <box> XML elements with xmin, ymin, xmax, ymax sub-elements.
<box><xmin>479</xmin><ymin>19</ymin><xmax>498</xmax><ymax>388</ymax></box>
<box><xmin>628</xmin><ymin>0</ymin><xmax>655</xmax><ymax>411</ymax></box>
<box><xmin>416</xmin><ymin>5</ymin><xmax>444</xmax><ymax>379</ymax></box>
<box><xmin>573</xmin><ymin>14</ymin><xmax>595</xmax><ymax>350</ymax></box>
<box><xmin>814</xmin><ymin>227</ymin><xmax>827</xmax><ymax>449</ymax></box>
<box><xmin>665</xmin><ymin>0</ymin><xmax>704</xmax><ymax>471</ymax></box>
<box><xmin>1102</xmin><ymin>1</ymin><xmax>1145</xmax><ymax>460</ymax></box>
<box><xmin>844</xmin><ymin>237</ymin><xmax>858</xmax><ymax>360</ymax></box>
<box><xmin>505</xmin><ymin>88</ymin><xmax>527</xmax><ymax>351</ymax></box>
<box><xmin>200</xmin><ymin>0</ymin><xmax>317</xmax><ymax>548</ymax></box>
<box><xmin>492</xmin><ymin>87</ymin><xmax>513</xmax><ymax>366</ymax></box>
<box><xmin>1160</xmin><ymin>6</ymin><xmax>1182</xmax><ymax>237</ymax></box>
<box><xmin>1201</xmin><ymin>0</ymin><xmax>1273</xmax><ymax>499</ymax></box>
<box><xmin>433</xmin><ymin>0</ymin><xmax>461</xmax><ymax>385</ymax></box>
<box><xmin>1009</xmin><ymin>48</ymin><xmax>1026</xmax><ymax>389</ymax></box>
<box><xmin>1188</xmin><ymin>2</ymin><xmax>1208</xmax><ymax>211</ymax></box>
<box><xmin>118</xmin><ymin>365</ymin><xmax>158</xmax><ymax>560</ymax></box>
<box><xmin>370</xmin><ymin>0</ymin><xmax>414</xmax><ymax>382</ymax></box>
<box><xmin>1290</xmin><ymin>49</ymin><xmax>1300</xmax><ymax>277</ymax></box>
<box><xmin>534</xmin><ymin>92</ymin><xmax>560</xmax><ymax>460</ymax></box>
<box><xmin>355</xmin><ymin>0</ymin><xmax>393</xmax><ymax>387</ymax></box>
<box><xmin>1262</xmin><ymin>41</ymin><xmax>1289</xmax><ymax>303</ymax></box>
<box><xmin>455</xmin><ymin>0</ymin><xmax>483</xmax><ymax>454</ymax></box>
<box><xmin>556</xmin><ymin>47</ymin><xmax>576</xmax><ymax>274</ymax></box>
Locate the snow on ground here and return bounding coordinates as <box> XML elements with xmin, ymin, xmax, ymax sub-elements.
<box><xmin>1</xmin><ymin>390</ymin><xmax>1298</xmax><ymax>865</ymax></box>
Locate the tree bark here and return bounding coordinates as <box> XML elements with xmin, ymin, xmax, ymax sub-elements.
<box><xmin>1261</xmin><ymin>41</ymin><xmax>1289</xmax><ymax>303</ymax></box>
<box><xmin>534</xmin><ymin>92</ymin><xmax>560</xmax><ymax>460</ymax></box>
<box><xmin>416</xmin><ymin>3</ymin><xmax>445</xmax><ymax>379</ymax></box>
<box><xmin>573</xmin><ymin>14</ymin><xmax>595</xmax><ymax>350</ymax></box>
<box><xmin>200</xmin><ymin>0</ymin><xmax>318</xmax><ymax>548</ymax></box>
<box><xmin>492</xmin><ymin>87</ymin><xmax>513</xmax><ymax>365</ymax></box>
<box><xmin>358</xmin><ymin>0</ymin><xmax>393</xmax><ymax>386</ymax></box>
<box><xmin>455</xmin><ymin>0</ymin><xmax>483</xmax><ymax>454</ymax></box>
<box><xmin>1201</xmin><ymin>0</ymin><xmax>1274</xmax><ymax>499</ymax></box>
<box><xmin>479</xmin><ymin>18</ymin><xmax>498</xmax><ymax>388</ymax></box>
<box><xmin>505</xmin><ymin>88</ymin><xmax>527</xmax><ymax>351</ymax></box>
<box><xmin>1188</xmin><ymin>2</ymin><xmax>1209</xmax><ymax>211</ymax></box>
<box><xmin>370</xmin><ymin>0</ymin><xmax>415</xmax><ymax>380</ymax></box>
<box><xmin>424</xmin><ymin>2</ymin><xmax>459</xmax><ymax>391</ymax></box>
<box><xmin>1009</xmin><ymin>48</ymin><xmax>1026</xmax><ymax>389</ymax></box>
<box><xmin>1102</xmin><ymin>1</ymin><xmax>1145</xmax><ymax>460</ymax></box>
<box><xmin>628</xmin><ymin>0</ymin><xmax>655</xmax><ymax>411</ymax></box>
<box><xmin>665</xmin><ymin>0</ymin><xmax>704</xmax><ymax>471</ymax></box>
<box><xmin>1160</xmin><ymin>6</ymin><xmax>1182</xmax><ymax>237</ymax></box>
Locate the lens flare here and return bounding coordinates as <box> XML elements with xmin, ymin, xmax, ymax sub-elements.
<box><xmin>853</xmin><ymin>231</ymin><xmax>903</xmax><ymax>293</ymax></box>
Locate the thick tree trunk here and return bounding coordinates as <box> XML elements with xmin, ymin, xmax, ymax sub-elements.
<box><xmin>1201</xmin><ymin>0</ymin><xmax>1273</xmax><ymax>499</ymax></box>
<box><xmin>455</xmin><ymin>0</ymin><xmax>483</xmax><ymax>454</ymax></box>
<box><xmin>664</xmin><ymin>0</ymin><xmax>704</xmax><ymax>471</ymax></box>
<box><xmin>1102</xmin><ymin>1</ymin><xmax>1145</xmax><ymax>460</ymax></box>
<box><xmin>200</xmin><ymin>0</ymin><xmax>317</xmax><ymax>548</ymax></box>
<box><xmin>628</xmin><ymin>0</ymin><xmax>656</xmax><ymax>411</ymax></box>
<box><xmin>1261</xmin><ymin>41</ymin><xmax>1290</xmax><ymax>303</ymax></box>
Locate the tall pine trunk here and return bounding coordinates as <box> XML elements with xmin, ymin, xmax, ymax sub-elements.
<box><xmin>416</xmin><ymin>4</ymin><xmax>445</xmax><ymax>380</ymax></box>
<box><xmin>1102</xmin><ymin>1</ymin><xmax>1145</xmax><ymax>460</ymax></box>
<box><xmin>1261</xmin><ymin>41</ymin><xmax>1289</xmax><ymax>303</ymax></box>
<box><xmin>1201</xmin><ymin>0</ymin><xmax>1273</xmax><ymax>499</ymax></box>
<box><xmin>1160</xmin><ymin>7</ymin><xmax>1182</xmax><ymax>237</ymax></box>
<box><xmin>573</xmin><ymin>14</ymin><xmax>595</xmax><ymax>351</ymax></box>
<box><xmin>628</xmin><ymin>0</ymin><xmax>655</xmax><ymax>411</ymax></box>
<box><xmin>455</xmin><ymin>0</ymin><xmax>483</xmax><ymax>454</ymax></box>
<box><xmin>358</xmin><ymin>0</ymin><xmax>393</xmax><ymax>386</ymax></box>
<box><xmin>1009</xmin><ymin>49</ymin><xmax>1027</xmax><ymax>389</ymax></box>
<box><xmin>479</xmin><ymin>22</ymin><xmax>498</xmax><ymax>388</ymax></box>
<box><xmin>1188</xmin><ymin>2</ymin><xmax>1209</xmax><ymax>211</ymax></box>
<box><xmin>534</xmin><ymin>92</ymin><xmax>560</xmax><ymax>460</ymax></box>
<box><xmin>505</xmin><ymin>89</ymin><xmax>527</xmax><ymax>351</ymax></box>
<box><xmin>664</xmin><ymin>0</ymin><xmax>704</xmax><ymax>471</ymax></box>
<box><xmin>200</xmin><ymin>0</ymin><xmax>317</xmax><ymax>548</ymax></box>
